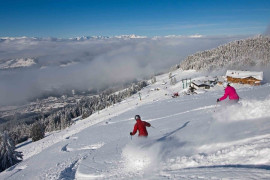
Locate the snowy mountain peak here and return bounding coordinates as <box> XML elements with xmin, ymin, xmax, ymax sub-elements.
<box><xmin>163</xmin><ymin>34</ymin><xmax>204</xmax><ymax>38</ymax></box>
<box><xmin>114</xmin><ymin>34</ymin><xmax>147</xmax><ymax>39</ymax></box>
<box><xmin>0</xmin><ymin>35</ymin><xmax>147</xmax><ymax>42</ymax></box>
<box><xmin>0</xmin><ymin>58</ymin><xmax>37</xmax><ymax>70</ymax></box>
<box><xmin>0</xmin><ymin>34</ymin><xmax>208</xmax><ymax>42</ymax></box>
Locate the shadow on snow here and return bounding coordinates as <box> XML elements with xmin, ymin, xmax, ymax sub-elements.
<box><xmin>157</xmin><ymin>121</ymin><xmax>190</xmax><ymax>142</ymax></box>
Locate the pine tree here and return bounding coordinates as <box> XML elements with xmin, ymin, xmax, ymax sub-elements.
<box><xmin>0</xmin><ymin>131</ymin><xmax>23</xmax><ymax>172</ymax></box>
<box><xmin>30</xmin><ymin>122</ymin><xmax>45</xmax><ymax>142</ymax></box>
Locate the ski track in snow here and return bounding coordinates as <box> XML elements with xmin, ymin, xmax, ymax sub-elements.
<box><xmin>61</xmin><ymin>142</ymin><xmax>105</xmax><ymax>152</ymax></box>
<box><xmin>105</xmin><ymin>104</ymin><xmax>215</xmax><ymax>126</ymax></box>
<box><xmin>42</xmin><ymin>142</ymin><xmax>104</xmax><ymax>180</ymax></box>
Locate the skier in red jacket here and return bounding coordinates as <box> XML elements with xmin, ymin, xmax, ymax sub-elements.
<box><xmin>130</xmin><ymin>115</ymin><xmax>151</xmax><ymax>137</ymax></box>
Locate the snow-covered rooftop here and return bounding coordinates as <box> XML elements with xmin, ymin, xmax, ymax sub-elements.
<box><xmin>192</xmin><ymin>76</ymin><xmax>216</xmax><ymax>82</ymax></box>
<box><xmin>226</xmin><ymin>70</ymin><xmax>263</xmax><ymax>80</ymax></box>
<box><xmin>191</xmin><ymin>76</ymin><xmax>216</xmax><ymax>86</ymax></box>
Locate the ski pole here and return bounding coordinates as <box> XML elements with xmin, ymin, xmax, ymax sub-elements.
<box><xmin>213</xmin><ymin>102</ymin><xmax>218</xmax><ymax>112</ymax></box>
<box><xmin>151</xmin><ymin>125</ymin><xmax>163</xmax><ymax>133</ymax></box>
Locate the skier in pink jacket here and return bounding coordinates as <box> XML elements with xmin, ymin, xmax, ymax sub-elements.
<box><xmin>217</xmin><ymin>82</ymin><xmax>239</xmax><ymax>103</ymax></box>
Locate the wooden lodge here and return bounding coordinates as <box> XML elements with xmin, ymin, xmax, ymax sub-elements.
<box><xmin>226</xmin><ymin>70</ymin><xmax>263</xmax><ymax>86</ymax></box>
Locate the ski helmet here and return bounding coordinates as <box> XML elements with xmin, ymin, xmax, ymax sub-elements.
<box><xmin>223</xmin><ymin>82</ymin><xmax>229</xmax><ymax>88</ymax></box>
<box><xmin>135</xmin><ymin>115</ymin><xmax>141</xmax><ymax>120</ymax></box>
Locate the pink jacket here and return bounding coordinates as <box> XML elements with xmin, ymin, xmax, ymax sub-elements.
<box><xmin>219</xmin><ymin>85</ymin><xmax>239</xmax><ymax>101</ymax></box>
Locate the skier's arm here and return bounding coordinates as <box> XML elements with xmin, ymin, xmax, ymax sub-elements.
<box><xmin>145</xmin><ymin>122</ymin><xmax>151</xmax><ymax>127</ymax></box>
<box><xmin>131</xmin><ymin>124</ymin><xmax>138</xmax><ymax>135</ymax></box>
<box><xmin>219</xmin><ymin>89</ymin><xmax>229</xmax><ymax>101</ymax></box>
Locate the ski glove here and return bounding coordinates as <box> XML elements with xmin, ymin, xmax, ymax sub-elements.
<box><xmin>130</xmin><ymin>132</ymin><xmax>133</xmax><ymax>136</ymax></box>
<box><xmin>217</xmin><ymin>99</ymin><xmax>220</xmax><ymax>102</ymax></box>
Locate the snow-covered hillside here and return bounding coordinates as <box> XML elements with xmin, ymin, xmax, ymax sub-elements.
<box><xmin>1</xmin><ymin>69</ymin><xmax>270</xmax><ymax>179</ymax></box>
<box><xmin>180</xmin><ymin>35</ymin><xmax>270</xmax><ymax>71</ymax></box>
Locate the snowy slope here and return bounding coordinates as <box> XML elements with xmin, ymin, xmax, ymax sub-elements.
<box><xmin>1</xmin><ymin>69</ymin><xmax>270</xmax><ymax>180</ymax></box>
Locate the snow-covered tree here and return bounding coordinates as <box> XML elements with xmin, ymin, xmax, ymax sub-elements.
<box><xmin>0</xmin><ymin>131</ymin><xmax>23</xmax><ymax>172</ymax></box>
<box><xmin>9</xmin><ymin>123</ymin><xmax>30</xmax><ymax>144</ymax></box>
<box><xmin>30</xmin><ymin>122</ymin><xmax>45</xmax><ymax>142</ymax></box>
<box><xmin>169</xmin><ymin>72</ymin><xmax>172</xmax><ymax>79</ymax></box>
<box><xmin>151</xmin><ymin>76</ymin><xmax>157</xmax><ymax>84</ymax></box>
<box><xmin>170</xmin><ymin>77</ymin><xmax>177</xmax><ymax>85</ymax></box>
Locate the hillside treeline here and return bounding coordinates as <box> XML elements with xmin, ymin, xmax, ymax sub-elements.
<box><xmin>179</xmin><ymin>35</ymin><xmax>270</xmax><ymax>70</ymax></box>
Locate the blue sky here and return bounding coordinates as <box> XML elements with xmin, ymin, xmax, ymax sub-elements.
<box><xmin>0</xmin><ymin>0</ymin><xmax>270</xmax><ymax>38</ymax></box>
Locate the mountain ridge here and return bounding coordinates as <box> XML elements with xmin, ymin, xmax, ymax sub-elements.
<box><xmin>179</xmin><ymin>35</ymin><xmax>270</xmax><ymax>71</ymax></box>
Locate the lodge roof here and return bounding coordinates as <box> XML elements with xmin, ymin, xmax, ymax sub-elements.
<box><xmin>191</xmin><ymin>81</ymin><xmax>211</xmax><ymax>87</ymax></box>
<box><xmin>226</xmin><ymin>70</ymin><xmax>263</xmax><ymax>81</ymax></box>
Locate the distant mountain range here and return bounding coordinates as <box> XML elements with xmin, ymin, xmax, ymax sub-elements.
<box><xmin>0</xmin><ymin>34</ymin><xmax>205</xmax><ymax>42</ymax></box>
<box><xmin>179</xmin><ymin>35</ymin><xmax>270</xmax><ymax>71</ymax></box>
<box><xmin>0</xmin><ymin>58</ymin><xmax>37</xmax><ymax>70</ymax></box>
<box><xmin>0</xmin><ymin>34</ymin><xmax>148</xmax><ymax>42</ymax></box>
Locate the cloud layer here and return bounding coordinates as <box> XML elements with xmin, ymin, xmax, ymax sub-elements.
<box><xmin>0</xmin><ymin>36</ymin><xmax>247</xmax><ymax>105</ymax></box>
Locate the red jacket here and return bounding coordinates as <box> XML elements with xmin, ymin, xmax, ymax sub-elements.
<box><xmin>219</xmin><ymin>85</ymin><xmax>239</xmax><ymax>101</ymax></box>
<box><xmin>131</xmin><ymin>119</ymin><xmax>151</xmax><ymax>137</ymax></box>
